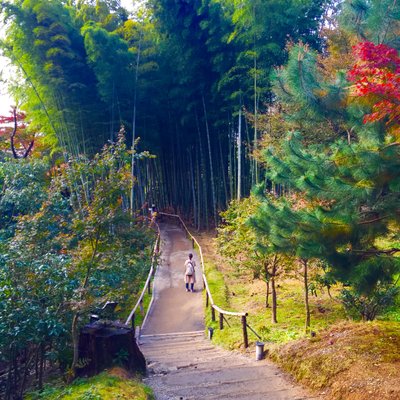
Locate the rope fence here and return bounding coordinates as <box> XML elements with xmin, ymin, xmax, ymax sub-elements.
<box><xmin>159</xmin><ymin>212</ymin><xmax>253</xmax><ymax>348</ymax></box>
<box><xmin>125</xmin><ymin>222</ymin><xmax>161</xmax><ymax>335</ymax></box>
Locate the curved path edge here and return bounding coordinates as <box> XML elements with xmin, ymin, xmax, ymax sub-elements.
<box><xmin>139</xmin><ymin>222</ymin><xmax>320</xmax><ymax>400</ymax></box>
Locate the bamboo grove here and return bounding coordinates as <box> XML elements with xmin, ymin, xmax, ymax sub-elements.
<box><xmin>1</xmin><ymin>0</ymin><xmax>329</xmax><ymax>228</ymax></box>
<box><xmin>0</xmin><ymin>0</ymin><xmax>399</xmax><ymax>397</ymax></box>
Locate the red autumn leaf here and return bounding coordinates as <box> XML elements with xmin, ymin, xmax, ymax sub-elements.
<box><xmin>348</xmin><ymin>41</ymin><xmax>400</xmax><ymax>136</ymax></box>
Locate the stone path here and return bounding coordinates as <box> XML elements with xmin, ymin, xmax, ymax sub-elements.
<box><xmin>139</xmin><ymin>223</ymin><xmax>319</xmax><ymax>400</ymax></box>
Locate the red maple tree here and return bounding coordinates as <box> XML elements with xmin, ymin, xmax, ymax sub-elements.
<box><xmin>348</xmin><ymin>41</ymin><xmax>400</xmax><ymax>138</ymax></box>
<box><xmin>0</xmin><ymin>108</ymin><xmax>34</xmax><ymax>158</ymax></box>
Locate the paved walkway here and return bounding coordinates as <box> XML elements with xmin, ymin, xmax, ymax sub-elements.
<box><xmin>141</xmin><ymin>223</ymin><xmax>204</xmax><ymax>335</ymax></box>
<box><xmin>139</xmin><ymin>223</ymin><xmax>318</xmax><ymax>400</ymax></box>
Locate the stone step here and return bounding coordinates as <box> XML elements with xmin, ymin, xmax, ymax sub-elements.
<box><xmin>140</xmin><ymin>331</ymin><xmax>204</xmax><ymax>340</ymax></box>
<box><xmin>144</xmin><ymin>349</ymin><xmax>251</xmax><ymax>371</ymax></box>
<box><xmin>144</xmin><ymin>347</ymin><xmax>228</xmax><ymax>362</ymax></box>
<box><xmin>147</xmin><ymin>376</ymin><xmax>298</xmax><ymax>399</ymax></box>
<box><xmin>140</xmin><ymin>333</ymin><xmax>315</xmax><ymax>400</ymax></box>
<box><xmin>146</xmin><ymin>356</ymin><xmax>251</xmax><ymax>375</ymax></box>
<box><xmin>200</xmin><ymin>390</ymin><xmax>311</xmax><ymax>400</ymax></box>
<box><xmin>140</xmin><ymin>334</ymin><xmax>204</xmax><ymax>346</ymax></box>
<box><xmin>140</xmin><ymin>339</ymin><xmax>212</xmax><ymax>352</ymax></box>
<box><xmin>149</xmin><ymin>366</ymin><xmax>282</xmax><ymax>388</ymax></box>
<box><xmin>141</xmin><ymin>343</ymin><xmax>214</xmax><ymax>356</ymax></box>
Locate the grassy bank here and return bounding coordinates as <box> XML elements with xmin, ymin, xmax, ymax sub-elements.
<box><xmin>202</xmin><ymin>256</ymin><xmax>246</xmax><ymax>349</ymax></box>
<box><xmin>270</xmin><ymin>321</ymin><xmax>400</xmax><ymax>399</ymax></box>
<box><xmin>197</xmin><ymin>232</ymin><xmax>346</xmax><ymax>349</ymax></box>
<box><xmin>25</xmin><ymin>369</ymin><xmax>154</xmax><ymax>400</ymax></box>
<box><xmin>196</xmin><ymin>231</ymin><xmax>400</xmax><ymax>399</ymax></box>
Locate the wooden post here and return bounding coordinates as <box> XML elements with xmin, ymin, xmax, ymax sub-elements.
<box><xmin>219</xmin><ymin>313</ymin><xmax>224</xmax><ymax>330</ymax></box>
<box><xmin>211</xmin><ymin>307</ymin><xmax>216</xmax><ymax>322</ymax></box>
<box><xmin>206</xmin><ymin>291</ymin><xmax>209</xmax><ymax>307</ymax></box>
<box><xmin>147</xmin><ymin>281</ymin><xmax>151</xmax><ymax>295</ymax></box>
<box><xmin>140</xmin><ymin>299</ymin><xmax>144</xmax><ymax>315</ymax></box>
<box><xmin>131</xmin><ymin>313</ymin><xmax>135</xmax><ymax>338</ymax></box>
<box><xmin>192</xmin><ymin>238</ymin><xmax>195</xmax><ymax>248</ymax></box>
<box><xmin>242</xmin><ymin>315</ymin><xmax>248</xmax><ymax>348</ymax></box>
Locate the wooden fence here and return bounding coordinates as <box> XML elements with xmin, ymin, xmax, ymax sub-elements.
<box><xmin>158</xmin><ymin>212</ymin><xmax>259</xmax><ymax>348</ymax></box>
<box><xmin>125</xmin><ymin>222</ymin><xmax>161</xmax><ymax>333</ymax></box>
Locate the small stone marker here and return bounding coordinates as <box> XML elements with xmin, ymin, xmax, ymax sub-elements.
<box><xmin>256</xmin><ymin>341</ymin><xmax>265</xmax><ymax>361</ymax></box>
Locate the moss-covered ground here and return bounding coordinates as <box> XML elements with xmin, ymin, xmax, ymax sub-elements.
<box><xmin>196</xmin><ymin>231</ymin><xmax>400</xmax><ymax>400</ymax></box>
<box><xmin>270</xmin><ymin>321</ymin><xmax>400</xmax><ymax>399</ymax></box>
<box><xmin>25</xmin><ymin>369</ymin><xmax>154</xmax><ymax>400</ymax></box>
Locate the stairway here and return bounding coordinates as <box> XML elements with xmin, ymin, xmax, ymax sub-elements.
<box><xmin>139</xmin><ymin>331</ymin><xmax>316</xmax><ymax>400</ymax></box>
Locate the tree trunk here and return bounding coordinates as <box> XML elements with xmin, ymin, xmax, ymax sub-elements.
<box><xmin>228</xmin><ymin>117</ymin><xmax>233</xmax><ymax>201</ymax></box>
<box><xmin>19</xmin><ymin>348</ymin><xmax>34</xmax><ymax>398</ymax></box>
<box><xmin>70</xmin><ymin>234</ymin><xmax>98</xmax><ymax>379</ymax></box>
<box><xmin>38</xmin><ymin>343</ymin><xmax>44</xmax><ymax>390</ymax></box>
<box><xmin>271</xmin><ymin>277</ymin><xmax>277</xmax><ymax>323</ymax></box>
<box><xmin>271</xmin><ymin>284</ymin><xmax>278</xmax><ymax>324</ymax></box>
<box><xmin>264</xmin><ymin>261</ymin><xmax>270</xmax><ymax>308</ymax></box>
<box><xmin>302</xmin><ymin>259</ymin><xmax>311</xmax><ymax>331</ymax></box>
<box><xmin>202</xmin><ymin>95</ymin><xmax>217</xmax><ymax>226</ymax></box>
<box><xmin>253</xmin><ymin>5</ymin><xmax>259</xmax><ymax>186</ymax></box>
<box><xmin>237</xmin><ymin>107</ymin><xmax>242</xmax><ymax>201</ymax></box>
<box><xmin>196</xmin><ymin>144</ymin><xmax>201</xmax><ymax>230</ymax></box>
<box><xmin>189</xmin><ymin>149</ymin><xmax>197</xmax><ymax>226</ymax></box>
<box><xmin>130</xmin><ymin>30</ymin><xmax>142</xmax><ymax>214</ymax></box>
<box><xmin>195</xmin><ymin>110</ymin><xmax>208</xmax><ymax>229</ymax></box>
<box><xmin>5</xmin><ymin>346</ymin><xmax>14</xmax><ymax>400</ymax></box>
<box><xmin>218</xmin><ymin>134</ymin><xmax>228</xmax><ymax>208</ymax></box>
<box><xmin>70</xmin><ymin>312</ymin><xmax>80</xmax><ymax>380</ymax></box>
<box><xmin>271</xmin><ymin>255</ymin><xmax>278</xmax><ymax>323</ymax></box>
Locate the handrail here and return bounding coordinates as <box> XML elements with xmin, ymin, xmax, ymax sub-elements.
<box><xmin>159</xmin><ymin>212</ymin><xmax>250</xmax><ymax>347</ymax></box>
<box><xmin>202</xmin><ymin>272</ymin><xmax>215</xmax><ymax>308</ymax></box>
<box><xmin>212</xmin><ymin>305</ymin><xmax>247</xmax><ymax>317</ymax></box>
<box><xmin>125</xmin><ymin>222</ymin><xmax>160</xmax><ymax>327</ymax></box>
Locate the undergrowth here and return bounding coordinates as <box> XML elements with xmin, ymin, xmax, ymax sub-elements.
<box><xmin>269</xmin><ymin>321</ymin><xmax>400</xmax><ymax>399</ymax></box>
<box><xmin>199</xmin><ymin>232</ymin><xmax>400</xmax><ymax>399</ymax></box>
<box><xmin>25</xmin><ymin>371</ymin><xmax>154</xmax><ymax>400</ymax></box>
<box><xmin>203</xmin><ymin>248</ymin><xmax>346</xmax><ymax>350</ymax></box>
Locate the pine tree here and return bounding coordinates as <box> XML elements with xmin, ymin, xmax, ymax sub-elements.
<box><xmin>250</xmin><ymin>37</ymin><xmax>400</xmax><ymax>319</ymax></box>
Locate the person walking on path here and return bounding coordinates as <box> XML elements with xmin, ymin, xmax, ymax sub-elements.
<box><xmin>184</xmin><ymin>253</ymin><xmax>196</xmax><ymax>292</ymax></box>
<box><xmin>149</xmin><ymin>204</ymin><xmax>158</xmax><ymax>226</ymax></box>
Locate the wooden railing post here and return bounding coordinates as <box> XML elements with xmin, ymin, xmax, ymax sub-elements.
<box><xmin>242</xmin><ymin>315</ymin><xmax>248</xmax><ymax>348</ymax></box>
<box><xmin>125</xmin><ymin>226</ymin><xmax>159</xmax><ymax>327</ymax></box>
<box><xmin>131</xmin><ymin>313</ymin><xmax>135</xmax><ymax>338</ymax></box>
<box><xmin>140</xmin><ymin>299</ymin><xmax>144</xmax><ymax>315</ymax></box>
<box><xmin>157</xmin><ymin>213</ymin><xmax>255</xmax><ymax>347</ymax></box>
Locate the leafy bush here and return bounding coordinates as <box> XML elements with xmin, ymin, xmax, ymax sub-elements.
<box><xmin>340</xmin><ymin>286</ymin><xmax>399</xmax><ymax>321</ymax></box>
<box><xmin>0</xmin><ymin>134</ymin><xmax>154</xmax><ymax>396</ymax></box>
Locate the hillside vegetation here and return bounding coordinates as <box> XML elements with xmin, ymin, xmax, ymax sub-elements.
<box><xmin>199</xmin><ymin>233</ymin><xmax>400</xmax><ymax>399</ymax></box>
<box><xmin>25</xmin><ymin>369</ymin><xmax>154</xmax><ymax>400</ymax></box>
